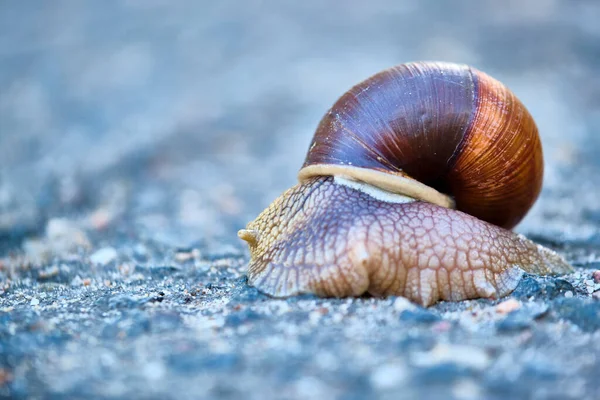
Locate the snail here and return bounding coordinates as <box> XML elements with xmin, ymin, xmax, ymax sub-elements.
<box><xmin>238</xmin><ymin>61</ymin><xmax>573</xmax><ymax>306</ymax></box>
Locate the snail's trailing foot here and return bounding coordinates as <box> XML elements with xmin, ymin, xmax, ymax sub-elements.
<box><xmin>239</xmin><ymin>177</ymin><xmax>573</xmax><ymax>307</ymax></box>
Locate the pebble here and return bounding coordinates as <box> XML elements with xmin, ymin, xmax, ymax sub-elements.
<box><xmin>174</xmin><ymin>249</ymin><xmax>200</xmax><ymax>262</ymax></box>
<box><xmin>432</xmin><ymin>320</ymin><xmax>452</xmax><ymax>333</ymax></box>
<box><xmin>143</xmin><ymin>361</ymin><xmax>166</xmax><ymax>380</ymax></box>
<box><xmin>452</xmin><ymin>379</ymin><xmax>482</xmax><ymax>400</ymax></box>
<box><xmin>593</xmin><ymin>270</ymin><xmax>600</xmax><ymax>284</ymax></box>
<box><xmin>294</xmin><ymin>376</ymin><xmax>330</xmax><ymax>398</ymax></box>
<box><xmin>118</xmin><ymin>263</ymin><xmax>135</xmax><ymax>276</ymax></box>
<box><xmin>22</xmin><ymin>239</ymin><xmax>51</xmax><ymax>265</ymax></box>
<box><xmin>585</xmin><ymin>280</ymin><xmax>596</xmax><ymax>294</ymax></box>
<box><xmin>512</xmin><ymin>277</ymin><xmax>575</xmax><ymax>300</ymax></box>
<box><xmin>0</xmin><ymin>368</ymin><xmax>13</xmax><ymax>386</ymax></box>
<box><xmin>511</xmin><ymin>277</ymin><xmax>542</xmax><ymax>299</ymax></box>
<box><xmin>133</xmin><ymin>244</ymin><xmax>149</xmax><ymax>261</ymax></box>
<box><xmin>309</xmin><ymin>311</ymin><xmax>322</xmax><ymax>325</ymax></box>
<box><xmin>331</xmin><ymin>313</ymin><xmax>344</xmax><ymax>323</ymax></box>
<box><xmin>30</xmin><ymin>298</ymin><xmax>39</xmax><ymax>306</ymax></box>
<box><xmin>495</xmin><ymin>299</ymin><xmax>521</xmax><ymax>314</ymax></box>
<box><xmin>38</xmin><ymin>265</ymin><xmax>60</xmax><ymax>279</ymax></box>
<box><xmin>564</xmin><ymin>291</ymin><xmax>573</xmax><ymax>298</ymax></box>
<box><xmin>46</xmin><ymin>218</ymin><xmax>89</xmax><ymax>244</ymax></box>
<box><xmin>70</xmin><ymin>276</ymin><xmax>84</xmax><ymax>286</ymax></box>
<box><xmin>400</xmin><ymin>309</ymin><xmax>441</xmax><ymax>324</ymax></box>
<box><xmin>90</xmin><ymin>247</ymin><xmax>118</xmax><ymax>265</ymax></box>
<box><xmin>22</xmin><ymin>219</ymin><xmax>91</xmax><ymax>264</ymax></box>
<box><xmin>88</xmin><ymin>207</ymin><xmax>115</xmax><ymax>230</ymax></box>
<box><xmin>496</xmin><ymin>314</ymin><xmax>531</xmax><ymax>332</ymax></box>
<box><xmin>496</xmin><ymin>302</ymin><xmax>548</xmax><ymax>332</ymax></box>
<box><xmin>369</xmin><ymin>362</ymin><xmax>408</xmax><ymax>389</ymax></box>
<box><xmin>393</xmin><ymin>297</ymin><xmax>416</xmax><ymax>312</ymax></box>
<box><xmin>411</xmin><ymin>343</ymin><xmax>491</xmax><ymax>370</ymax></box>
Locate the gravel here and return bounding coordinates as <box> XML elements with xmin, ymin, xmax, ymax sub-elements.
<box><xmin>2</xmin><ymin>1</ymin><xmax>600</xmax><ymax>399</ymax></box>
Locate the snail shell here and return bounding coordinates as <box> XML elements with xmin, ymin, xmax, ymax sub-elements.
<box><xmin>239</xmin><ymin>61</ymin><xmax>572</xmax><ymax>306</ymax></box>
<box><xmin>300</xmin><ymin>62</ymin><xmax>542</xmax><ymax>229</ymax></box>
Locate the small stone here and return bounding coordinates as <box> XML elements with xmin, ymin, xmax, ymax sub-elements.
<box><xmin>143</xmin><ymin>361</ymin><xmax>166</xmax><ymax>380</ymax></box>
<box><xmin>592</xmin><ymin>270</ymin><xmax>600</xmax><ymax>284</ymax></box>
<box><xmin>511</xmin><ymin>277</ymin><xmax>542</xmax><ymax>299</ymax></box>
<box><xmin>412</xmin><ymin>343</ymin><xmax>491</xmax><ymax>370</ymax></box>
<box><xmin>331</xmin><ymin>313</ymin><xmax>344</xmax><ymax>323</ymax></box>
<box><xmin>400</xmin><ymin>309</ymin><xmax>441</xmax><ymax>324</ymax></box>
<box><xmin>496</xmin><ymin>312</ymin><xmax>532</xmax><ymax>332</ymax></box>
<box><xmin>46</xmin><ymin>218</ymin><xmax>91</xmax><ymax>250</ymax></box>
<box><xmin>23</xmin><ymin>219</ymin><xmax>91</xmax><ymax>264</ymax></box>
<box><xmin>175</xmin><ymin>249</ymin><xmax>198</xmax><ymax>262</ymax></box>
<box><xmin>452</xmin><ymin>379</ymin><xmax>482</xmax><ymax>400</ymax></box>
<box><xmin>90</xmin><ymin>247</ymin><xmax>118</xmax><ymax>265</ymax></box>
<box><xmin>317</xmin><ymin>307</ymin><xmax>329</xmax><ymax>315</ymax></box>
<box><xmin>30</xmin><ymin>298</ymin><xmax>39</xmax><ymax>306</ymax></box>
<box><xmin>38</xmin><ymin>265</ymin><xmax>60</xmax><ymax>280</ymax></box>
<box><xmin>309</xmin><ymin>311</ymin><xmax>322</xmax><ymax>325</ymax></box>
<box><xmin>393</xmin><ymin>297</ymin><xmax>416</xmax><ymax>312</ymax></box>
<box><xmin>496</xmin><ymin>298</ymin><xmax>521</xmax><ymax>314</ymax></box>
<box><xmin>133</xmin><ymin>244</ymin><xmax>149</xmax><ymax>261</ymax></box>
<box><xmin>497</xmin><ymin>302</ymin><xmax>548</xmax><ymax>332</ymax></box>
<box><xmin>0</xmin><ymin>368</ymin><xmax>13</xmax><ymax>386</ymax></box>
<box><xmin>294</xmin><ymin>376</ymin><xmax>329</xmax><ymax>398</ymax></box>
<box><xmin>370</xmin><ymin>362</ymin><xmax>408</xmax><ymax>389</ymax></box>
<box><xmin>118</xmin><ymin>263</ymin><xmax>135</xmax><ymax>276</ymax></box>
<box><xmin>432</xmin><ymin>321</ymin><xmax>452</xmax><ymax>333</ymax></box>
<box><xmin>71</xmin><ymin>276</ymin><xmax>83</xmax><ymax>286</ymax></box>
<box><xmin>88</xmin><ymin>208</ymin><xmax>115</xmax><ymax>230</ymax></box>
<box><xmin>564</xmin><ymin>291</ymin><xmax>574</xmax><ymax>298</ymax></box>
<box><xmin>224</xmin><ymin>309</ymin><xmax>262</xmax><ymax>327</ymax></box>
<box><xmin>22</xmin><ymin>239</ymin><xmax>51</xmax><ymax>265</ymax></box>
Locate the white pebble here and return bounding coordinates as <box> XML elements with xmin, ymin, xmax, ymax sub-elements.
<box><xmin>90</xmin><ymin>247</ymin><xmax>118</xmax><ymax>265</ymax></box>
<box><xmin>331</xmin><ymin>313</ymin><xmax>344</xmax><ymax>323</ymax></box>
<box><xmin>30</xmin><ymin>298</ymin><xmax>40</xmax><ymax>306</ymax></box>
<box><xmin>495</xmin><ymin>298</ymin><xmax>521</xmax><ymax>314</ymax></box>
<box><xmin>393</xmin><ymin>297</ymin><xmax>416</xmax><ymax>312</ymax></box>
<box><xmin>370</xmin><ymin>362</ymin><xmax>408</xmax><ymax>389</ymax></box>
<box><xmin>295</xmin><ymin>376</ymin><xmax>329</xmax><ymax>398</ymax></box>
<box><xmin>143</xmin><ymin>361</ymin><xmax>166</xmax><ymax>380</ymax></box>
<box><xmin>564</xmin><ymin>291</ymin><xmax>573</xmax><ymax>298</ymax></box>
<box><xmin>452</xmin><ymin>379</ymin><xmax>482</xmax><ymax>400</ymax></box>
<box><xmin>411</xmin><ymin>343</ymin><xmax>491</xmax><ymax>370</ymax></box>
<box><xmin>309</xmin><ymin>311</ymin><xmax>322</xmax><ymax>325</ymax></box>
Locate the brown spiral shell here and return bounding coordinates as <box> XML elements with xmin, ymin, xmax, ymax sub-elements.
<box><xmin>299</xmin><ymin>62</ymin><xmax>543</xmax><ymax>229</ymax></box>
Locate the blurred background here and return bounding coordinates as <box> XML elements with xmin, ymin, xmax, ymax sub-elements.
<box><xmin>3</xmin><ymin>2</ymin><xmax>600</xmax><ymax>399</ymax></box>
<box><xmin>1</xmin><ymin>0</ymin><xmax>600</xmax><ymax>252</ymax></box>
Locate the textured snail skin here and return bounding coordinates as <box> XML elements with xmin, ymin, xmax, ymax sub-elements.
<box><xmin>240</xmin><ymin>177</ymin><xmax>572</xmax><ymax>307</ymax></box>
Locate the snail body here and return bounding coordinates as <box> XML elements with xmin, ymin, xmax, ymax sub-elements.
<box><xmin>239</xmin><ymin>62</ymin><xmax>572</xmax><ymax>306</ymax></box>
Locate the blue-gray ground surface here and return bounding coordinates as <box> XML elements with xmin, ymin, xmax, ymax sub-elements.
<box><xmin>1</xmin><ymin>1</ymin><xmax>600</xmax><ymax>399</ymax></box>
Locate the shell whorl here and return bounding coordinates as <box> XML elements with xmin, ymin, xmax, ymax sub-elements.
<box><xmin>298</xmin><ymin>61</ymin><xmax>543</xmax><ymax>229</ymax></box>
